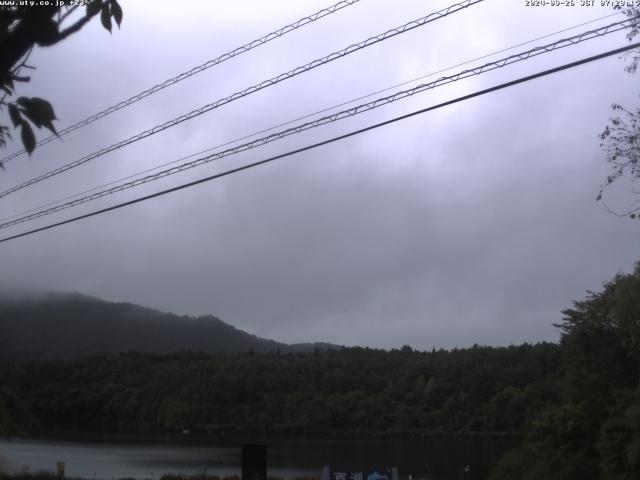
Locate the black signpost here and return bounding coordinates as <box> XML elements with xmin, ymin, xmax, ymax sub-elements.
<box><xmin>242</xmin><ymin>444</ymin><xmax>267</xmax><ymax>480</ymax></box>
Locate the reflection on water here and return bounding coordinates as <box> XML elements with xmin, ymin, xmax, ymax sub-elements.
<box><xmin>0</xmin><ymin>435</ymin><xmax>517</xmax><ymax>480</ymax></box>
<box><xmin>0</xmin><ymin>438</ymin><xmax>239</xmax><ymax>479</ymax></box>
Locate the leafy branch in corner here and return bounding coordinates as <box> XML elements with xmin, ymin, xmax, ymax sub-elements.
<box><xmin>599</xmin><ymin>102</ymin><xmax>640</xmax><ymax>219</ymax></box>
<box><xmin>598</xmin><ymin>5</ymin><xmax>640</xmax><ymax>219</ymax></box>
<box><xmin>0</xmin><ymin>0</ymin><xmax>123</xmax><ymax>165</ymax></box>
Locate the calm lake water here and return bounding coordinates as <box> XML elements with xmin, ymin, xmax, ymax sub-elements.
<box><xmin>0</xmin><ymin>435</ymin><xmax>517</xmax><ymax>480</ymax></box>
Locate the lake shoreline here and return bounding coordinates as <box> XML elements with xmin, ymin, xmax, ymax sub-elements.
<box><xmin>0</xmin><ymin>473</ymin><xmax>317</xmax><ymax>480</ymax></box>
<box><xmin>14</xmin><ymin>429</ymin><xmax>522</xmax><ymax>446</ymax></box>
<box><xmin>1</xmin><ymin>433</ymin><xmax>517</xmax><ymax>480</ymax></box>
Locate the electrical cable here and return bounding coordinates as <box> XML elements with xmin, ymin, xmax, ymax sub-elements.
<box><xmin>1</xmin><ymin>10</ymin><xmax>620</xmax><ymax>225</ymax></box>
<box><xmin>0</xmin><ymin>0</ymin><xmax>363</xmax><ymax>166</ymax></box>
<box><xmin>0</xmin><ymin>11</ymin><xmax>621</xmax><ymax>224</ymax></box>
<box><xmin>0</xmin><ymin>0</ymin><xmax>484</xmax><ymax>199</ymax></box>
<box><xmin>1</xmin><ymin>41</ymin><xmax>637</xmax><ymax>245</ymax></box>
<box><xmin>0</xmin><ymin>18</ymin><xmax>632</xmax><ymax>230</ymax></box>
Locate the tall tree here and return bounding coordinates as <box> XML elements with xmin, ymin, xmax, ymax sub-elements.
<box><xmin>491</xmin><ymin>261</ymin><xmax>640</xmax><ymax>479</ymax></box>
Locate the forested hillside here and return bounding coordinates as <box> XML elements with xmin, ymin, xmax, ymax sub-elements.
<box><xmin>0</xmin><ymin>343</ymin><xmax>561</xmax><ymax>438</ymax></box>
<box><xmin>0</xmin><ymin>292</ymin><xmax>333</xmax><ymax>361</ymax></box>
<box><xmin>1</xmin><ymin>263</ymin><xmax>638</xmax><ymax>480</ymax></box>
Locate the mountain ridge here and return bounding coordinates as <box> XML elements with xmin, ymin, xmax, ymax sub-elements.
<box><xmin>0</xmin><ymin>290</ymin><xmax>339</xmax><ymax>361</ymax></box>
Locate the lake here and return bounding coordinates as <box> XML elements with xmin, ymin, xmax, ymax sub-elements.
<box><xmin>0</xmin><ymin>435</ymin><xmax>517</xmax><ymax>480</ymax></box>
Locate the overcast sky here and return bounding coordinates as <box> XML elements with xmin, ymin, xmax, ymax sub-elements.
<box><xmin>0</xmin><ymin>0</ymin><xmax>638</xmax><ymax>349</ymax></box>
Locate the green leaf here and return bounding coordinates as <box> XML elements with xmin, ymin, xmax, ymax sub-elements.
<box><xmin>19</xmin><ymin>107</ymin><xmax>42</xmax><ymax>128</ymax></box>
<box><xmin>15</xmin><ymin>97</ymin><xmax>59</xmax><ymax>135</ymax></box>
<box><xmin>86</xmin><ymin>0</ymin><xmax>102</xmax><ymax>16</ymax></box>
<box><xmin>8</xmin><ymin>103</ymin><xmax>22</xmax><ymax>127</ymax></box>
<box><xmin>16</xmin><ymin>96</ymin><xmax>30</xmax><ymax>109</ymax></box>
<box><xmin>17</xmin><ymin>98</ymin><xmax>42</xmax><ymax>128</ymax></box>
<box><xmin>28</xmin><ymin>98</ymin><xmax>57</xmax><ymax>122</ymax></box>
<box><xmin>20</xmin><ymin>122</ymin><xmax>36</xmax><ymax>155</ymax></box>
<box><xmin>101</xmin><ymin>4</ymin><xmax>112</xmax><ymax>33</ymax></box>
<box><xmin>110</xmin><ymin>0</ymin><xmax>123</xmax><ymax>28</ymax></box>
<box><xmin>27</xmin><ymin>97</ymin><xmax>58</xmax><ymax>135</ymax></box>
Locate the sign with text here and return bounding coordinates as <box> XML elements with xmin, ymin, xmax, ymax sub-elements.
<box><xmin>322</xmin><ymin>466</ymin><xmax>398</xmax><ymax>480</ymax></box>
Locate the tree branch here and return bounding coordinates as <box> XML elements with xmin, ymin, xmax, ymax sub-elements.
<box><xmin>600</xmin><ymin>197</ymin><xmax>640</xmax><ymax>218</ymax></box>
<box><xmin>42</xmin><ymin>2</ymin><xmax>105</xmax><ymax>46</ymax></box>
<box><xmin>57</xmin><ymin>5</ymin><xmax>79</xmax><ymax>26</ymax></box>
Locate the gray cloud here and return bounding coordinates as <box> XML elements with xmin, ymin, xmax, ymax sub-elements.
<box><xmin>0</xmin><ymin>0</ymin><xmax>638</xmax><ymax>349</ymax></box>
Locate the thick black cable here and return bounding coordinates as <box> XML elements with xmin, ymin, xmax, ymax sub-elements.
<box><xmin>0</xmin><ymin>0</ymin><xmax>362</xmax><ymax>166</ymax></box>
<box><xmin>0</xmin><ymin>17</ymin><xmax>631</xmax><ymax>229</ymax></box>
<box><xmin>0</xmin><ymin>0</ymin><xmax>484</xmax><ymax>199</ymax></box>
<box><xmin>1</xmin><ymin>42</ymin><xmax>638</xmax><ymax>245</ymax></box>
<box><xmin>0</xmin><ymin>11</ymin><xmax>621</xmax><ymax>224</ymax></box>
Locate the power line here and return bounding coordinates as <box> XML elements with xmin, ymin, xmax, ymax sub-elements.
<box><xmin>0</xmin><ymin>11</ymin><xmax>621</xmax><ymax>225</ymax></box>
<box><xmin>1</xmin><ymin>41</ymin><xmax>638</xmax><ymax>245</ymax></box>
<box><xmin>0</xmin><ymin>0</ymin><xmax>485</xmax><ymax>199</ymax></box>
<box><xmin>0</xmin><ymin>18</ymin><xmax>632</xmax><ymax>230</ymax></box>
<box><xmin>0</xmin><ymin>0</ymin><xmax>363</xmax><ymax>166</ymax></box>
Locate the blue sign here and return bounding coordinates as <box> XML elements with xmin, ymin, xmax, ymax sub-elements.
<box><xmin>324</xmin><ymin>466</ymin><xmax>397</xmax><ymax>480</ymax></box>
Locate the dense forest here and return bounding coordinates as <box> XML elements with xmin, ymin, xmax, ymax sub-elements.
<box><xmin>0</xmin><ymin>342</ymin><xmax>561</xmax><ymax>438</ymax></box>
<box><xmin>0</xmin><ymin>262</ymin><xmax>638</xmax><ymax>479</ymax></box>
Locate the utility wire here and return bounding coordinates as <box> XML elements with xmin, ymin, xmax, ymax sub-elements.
<box><xmin>0</xmin><ymin>18</ymin><xmax>632</xmax><ymax>230</ymax></box>
<box><xmin>1</xmin><ymin>41</ymin><xmax>638</xmax><ymax>245</ymax></box>
<box><xmin>0</xmin><ymin>0</ymin><xmax>484</xmax><ymax>199</ymax></box>
<box><xmin>0</xmin><ymin>0</ymin><xmax>363</xmax><ymax>166</ymax></box>
<box><xmin>0</xmin><ymin>11</ymin><xmax>620</xmax><ymax>224</ymax></box>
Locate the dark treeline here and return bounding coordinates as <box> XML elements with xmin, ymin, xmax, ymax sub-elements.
<box><xmin>491</xmin><ymin>262</ymin><xmax>640</xmax><ymax>479</ymax></box>
<box><xmin>0</xmin><ymin>342</ymin><xmax>560</xmax><ymax>439</ymax></box>
<box><xmin>1</xmin><ymin>262</ymin><xmax>639</xmax><ymax>479</ymax></box>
